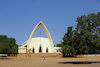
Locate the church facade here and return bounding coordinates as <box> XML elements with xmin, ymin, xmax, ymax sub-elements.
<box><xmin>18</xmin><ymin>21</ymin><xmax>61</xmax><ymax>54</ymax></box>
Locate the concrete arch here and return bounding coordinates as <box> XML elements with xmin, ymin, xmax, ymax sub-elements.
<box><xmin>27</xmin><ymin>21</ymin><xmax>54</xmax><ymax>53</ymax></box>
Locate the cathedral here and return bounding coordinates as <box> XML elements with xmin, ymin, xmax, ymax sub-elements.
<box><xmin>18</xmin><ymin>21</ymin><xmax>61</xmax><ymax>54</ymax></box>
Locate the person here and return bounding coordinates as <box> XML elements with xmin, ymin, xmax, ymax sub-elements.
<box><xmin>43</xmin><ymin>55</ymin><xmax>46</xmax><ymax>60</ymax></box>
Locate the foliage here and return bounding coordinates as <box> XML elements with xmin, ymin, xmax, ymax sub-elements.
<box><xmin>0</xmin><ymin>35</ymin><xmax>18</xmax><ymax>54</ymax></box>
<box><xmin>57</xmin><ymin>12</ymin><xmax>100</xmax><ymax>56</ymax></box>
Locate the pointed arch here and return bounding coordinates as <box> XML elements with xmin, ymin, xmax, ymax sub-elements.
<box><xmin>46</xmin><ymin>48</ymin><xmax>48</xmax><ymax>53</ymax></box>
<box><xmin>39</xmin><ymin>46</ymin><xmax>42</xmax><ymax>53</ymax></box>
<box><xmin>27</xmin><ymin>21</ymin><xmax>54</xmax><ymax>52</ymax></box>
<box><xmin>33</xmin><ymin>48</ymin><xmax>34</xmax><ymax>53</ymax></box>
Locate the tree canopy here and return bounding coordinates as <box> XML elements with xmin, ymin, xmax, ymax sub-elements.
<box><xmin>0</xmin><ymin>35</ymin><xmax>18</xmax><ymax>54</ymax></box>
<box><xmin>57</xmin><ymin>12</ymin><xmax>100</xmax><ymax>56</ymax></box>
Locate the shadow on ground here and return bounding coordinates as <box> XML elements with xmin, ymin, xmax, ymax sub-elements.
<box><xmin>58</xmin><ymin>61</ymin><xmax>100</xmax><ymax>64</ymax></box>
<box><xmin>0</xmin><ymin>57</ymin><xmax>12</xmax><ymax>60</ymax></box>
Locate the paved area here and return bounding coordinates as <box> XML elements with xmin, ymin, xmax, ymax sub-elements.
<box><xmin>0</xmin><ymin>56</ymin><xmax>100</xmax><ymax>67</ymax></box>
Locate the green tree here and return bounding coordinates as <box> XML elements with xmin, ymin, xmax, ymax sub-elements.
<box><xmin>0</xmin><ymin>35</ymin><xmax>18</xmax><ymax>54</ymax></box>
<box><xmin>57</xmin><ymin>12</ymin><xmax>100</xmax><ymax>56</ymax></box>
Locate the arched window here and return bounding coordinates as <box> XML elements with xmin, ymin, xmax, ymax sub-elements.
<box><xmin>46</xmin><ymin>48</ymin><xmax>48</xmax><ymax>53</ymax></box>
<box><xmin>33</xmin><ymin>48</ymin><xmax>34</xmax><ymax>53</ymax></box>
<box><xmin>57</xmin><ymin>50</ymin><xmax>58</xmax><ymax>52</ymax></box>
<box><xmin>39</xmin><ymin>46</ymin><xmax>42</xmax><ymax>53</ymax></box>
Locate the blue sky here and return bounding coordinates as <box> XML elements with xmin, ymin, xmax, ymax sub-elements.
<box><xmin>0</xmin><ymin>0</ymin><xmax>100</xmax><ymax>45</ymax></box>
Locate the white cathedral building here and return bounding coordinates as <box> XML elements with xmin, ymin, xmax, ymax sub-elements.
<box><xmin>18</xmin><ymin>21</ymin><xmax>61</xmax><ymax>54</ymax></box>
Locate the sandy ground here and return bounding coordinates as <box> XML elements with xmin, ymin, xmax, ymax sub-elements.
<box><xmin>0</xmin><ymin>56</ymin><xmax>100</xmax><ymax>67</ymax></box>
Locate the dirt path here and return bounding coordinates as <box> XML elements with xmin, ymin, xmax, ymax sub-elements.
<box><xmin>0</xmin><ymin>56</ymin><xmax>100</xmax><ymax>67</ymax></box>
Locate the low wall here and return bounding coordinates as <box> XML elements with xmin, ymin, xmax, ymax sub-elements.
<box><xmin>0</xmin><ymin>54</ymin><xmax>7</xmax><ymax>57</ymax></box>
<box><xmin>83</xmin><ymin>54</ymin><xmax>100</xmax><ymax>56</ymax></box>
<box><xmin>77</xmin><ymin>54</ymin><xmax>100</xmax><ymax>57</ymax></box>
<box><xmin>18</xmin><ymin>53</ymin><xmax>62</xmax><ymax>58</ymax></box>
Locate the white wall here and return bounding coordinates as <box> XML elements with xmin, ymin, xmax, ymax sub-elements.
<box><xmin>28</xmin><ymin>37</ymin><xmax>54</xmax><ymax>53</ymax></box>
<box><xmin>18</xmin><ymin>47</ymin><xmax>27</xmax><ymax>53</ymax></box>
